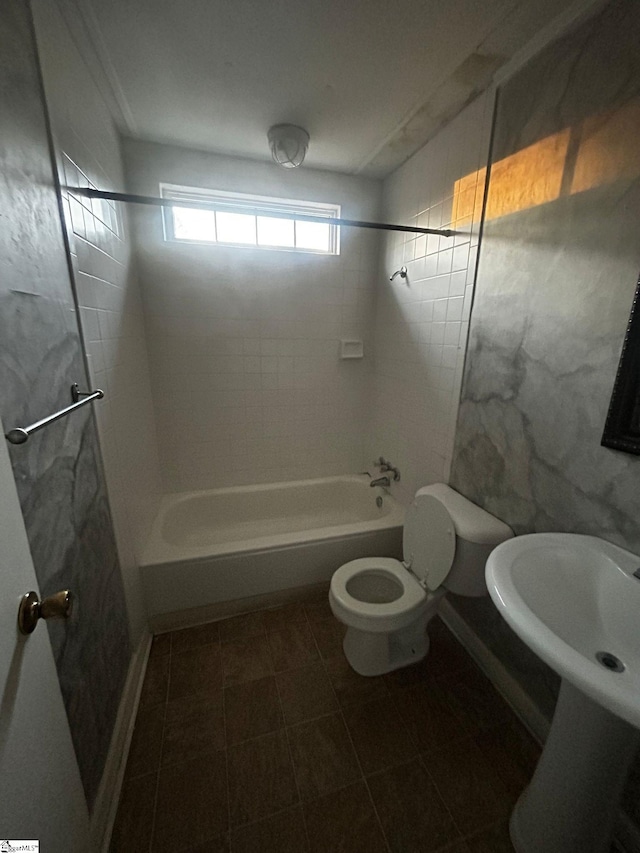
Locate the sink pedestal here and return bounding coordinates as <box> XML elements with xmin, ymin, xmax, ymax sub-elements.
<box><xmin>511</xmin><ymin>679</ymin><xmax>639</xmax><ymax>853</ymax></box>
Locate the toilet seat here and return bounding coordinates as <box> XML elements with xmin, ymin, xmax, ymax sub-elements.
<box><xmin>403</xmin><ymin>493</ymin><xmax>456</xmax><ymax>591</ymax></box>
<box><xmin>330</xmin><ymin>557</ymin><xmax>428</xmax><ymax>633</ymax></box>
<box><xmin>329</xmin><ymin>494</ymin><xmax>456</xmax><ymax>635</ymax></box>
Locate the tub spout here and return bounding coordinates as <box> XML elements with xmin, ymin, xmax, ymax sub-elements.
<box><xmin>370</xmin><ymin>475</ymin><xmax>391</xmax><ymax>488</ymax></box>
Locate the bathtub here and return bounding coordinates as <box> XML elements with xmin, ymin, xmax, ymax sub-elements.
<box><xmin>140</xmin><ymin>475</ymin><xmax>404</xmax><ymax>620</ymax></box>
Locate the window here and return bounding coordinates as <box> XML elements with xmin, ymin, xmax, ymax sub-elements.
<box><xmin>161</xmin><ymin>184</ymin><xmax>340</xmax><ymax>254</ymax></box>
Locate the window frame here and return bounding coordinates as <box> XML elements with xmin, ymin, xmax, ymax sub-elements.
<box><xmin>160</xmin><ymin>183</ymin><xmax>341</xmax><ymax>255</ymax></box>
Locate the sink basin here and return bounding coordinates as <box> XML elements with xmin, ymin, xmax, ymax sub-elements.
<box><xmin>485</xmin><ymin>533</ymin><xmax>640</xmax><ymax>853</ymax></box>
<box><xmin>486</xmin><ymin>532</ymin><xmax>640</xmax><ymax>728</ymax></box>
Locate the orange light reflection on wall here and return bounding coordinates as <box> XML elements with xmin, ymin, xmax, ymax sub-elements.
<box><xmin>451</xmin><ymin>98</ymin><xmax>640</xmax><ymax>225</ymax></box>
<box><xmin>571</xmin><ymin>101</ymin><xmax>640</xmax><ymax>195</ymax></box>
<box><xmin>486</xmin><ymin>129</ymin><xmax>571</xmax><ymax>220</ymax></box>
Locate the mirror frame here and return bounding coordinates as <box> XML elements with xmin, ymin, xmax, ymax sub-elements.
<box><xmin>601</xmin><ymin>273</ymin><xmax>640</xmax><ymax>455</ymax></box>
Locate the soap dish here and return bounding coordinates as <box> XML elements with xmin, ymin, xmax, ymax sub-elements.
<box><xmin>340</xmin><ymin>339</ymin><xmax>364</xmax><ymax>359</ymax></box>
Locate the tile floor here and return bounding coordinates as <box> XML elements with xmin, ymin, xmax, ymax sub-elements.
<box><xmin>111</xmin><ymin>592</ymin><xmax>541</xmax><ymax>853</ymax></box>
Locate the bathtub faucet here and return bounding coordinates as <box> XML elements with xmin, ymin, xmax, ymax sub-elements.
<box><xmin>375</xmin><ymin>457</ymin><xmax>401</xmax><ymax>483</ymax></box>
<box><xmin>370</xmin><ymin>475</ymin><xmax>391</xmax><ymax>488</ymax></box>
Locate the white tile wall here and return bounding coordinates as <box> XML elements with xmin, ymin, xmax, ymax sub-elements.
<box><xmin>33</xmin><ymin>0</ymin><xmax>493</xmax><ymax>566</ymax></box>
<box><xmin>33</xmin><ymin>0</ymin><xmax>162</xmax><ymax>642</ymax></box>
<box><xmin>124</xmin><ymin>140</ymin><xmax>381</xmax><ymax>492</ymax></box>
<box><xmin>368</xmin><ymin>92</ymin><xmax>494</xmax><ymax>503</ymax></box>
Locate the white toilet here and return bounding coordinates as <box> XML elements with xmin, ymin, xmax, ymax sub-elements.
<box><xmin>329</xmin><ymin>483</ymin><xmax>513</xmax><ymax>676</ymax></box>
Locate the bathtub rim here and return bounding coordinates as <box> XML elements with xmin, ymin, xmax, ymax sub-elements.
<box><xmin>140</xmin><ymin>474</ymin><xmax>405</xmax><ymax>567</ymax></box>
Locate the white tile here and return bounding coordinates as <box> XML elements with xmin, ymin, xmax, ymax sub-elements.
<box><xmin>449</xmin><ymin>271</ymin><xmax>467</xmax><ymax>297</ymax></box>
<box><xmin>444</xmin><ymin>322</ymin><xmax>461</xmax><ymax>346</ymax></box>
<box><xmin>423</xmin><ymin>254</ymin><xmax>438</xmax><ymax>279</ymax></box>
<box><xmin>436</xmin><ymin>249</ymin><xmax>453</xmax><ymax>276</ymax></box>
<box><xmin>446</xmin><ymin>297</ymin><xmax>464</xmax><ymax>322</ymax></box>
<box><xmin>441</xmin><ymin>345</ymin><xmax>458</xmax><ymax>370</ymax></box>
<box><xmin>452</xmin><ymin>244</ymin><xmax>470</xmax><ymax>272</ymax></box>
<box><xmin>433</xmin><ymin>299</ymin><xmax>448</xmax><ymax>323</ymax></box>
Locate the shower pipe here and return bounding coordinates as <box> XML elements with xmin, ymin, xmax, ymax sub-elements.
<box><xmin>70</xmin><ymin>188</ymin><xmax>455</xmax><ymax>238</ymax></box>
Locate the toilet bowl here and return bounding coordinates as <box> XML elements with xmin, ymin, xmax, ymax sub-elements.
<box><xmin>329</xmin><ymin>484</ymin><xmax>513</xmax><ymax>676</ymax></box>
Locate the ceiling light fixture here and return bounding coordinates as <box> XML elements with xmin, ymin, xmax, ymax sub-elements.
<box><xmin>267</xmin><ymin>124</ymin><xmax>310</xmax><ymax>169</ymax></box>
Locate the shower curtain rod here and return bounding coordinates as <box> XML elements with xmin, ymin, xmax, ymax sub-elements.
<box><xmin>70</xmin><ymin>187</ymin><xmax>454</xmax><ymax>238</ymax></box>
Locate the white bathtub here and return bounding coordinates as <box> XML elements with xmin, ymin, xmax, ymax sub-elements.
<box><xmin>140</xmin><ymin>475</ymin><xmax>404</xmax><ymax>619</ymax></box>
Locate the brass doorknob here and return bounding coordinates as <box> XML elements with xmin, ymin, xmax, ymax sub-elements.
<box><xmin>18</xmin><ymin>589</ymin><xmax>74</xmax><ymax>635</ymax></box>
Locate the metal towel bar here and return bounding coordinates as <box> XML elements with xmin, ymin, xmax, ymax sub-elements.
<box><xmin>5</xmin><ymin>384</ymin><xmax>104</xmax><ymax>445</ymax></box>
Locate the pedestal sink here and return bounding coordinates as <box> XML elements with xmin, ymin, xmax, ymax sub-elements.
<box><xmin>486</xmin><ymin>533</ymin><xmax>640</xmax><ymax>853</ymax></box>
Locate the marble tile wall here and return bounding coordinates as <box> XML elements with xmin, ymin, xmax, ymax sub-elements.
<box><xmin>450</xmin><ymin>0</ymin><xmax>640</xmax><ymax>837</ymax></box>
<box><xmin>367</xmin><ymin>93</ymin><xmax>493</xmax><ymax>504</ymax></box>
<box><xmin>123</xmin><ymin>139</ymin><xmax>381</xmax><ymax>492</ymax></box>
<box><xmin>32</xmin><ymin>0</ymin><xmax>163</xmax><ymax>643</ymax></box>
<box><xmin>0</xmin><ymin>1</ymin><xmax>129</xmax><ymax>809</ymax></box>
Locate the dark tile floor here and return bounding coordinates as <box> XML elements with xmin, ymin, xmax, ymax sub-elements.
<box><xmin>111</xmin><ymin>592</ymin><xmax>542</xmax><ymax>853</ymax></box>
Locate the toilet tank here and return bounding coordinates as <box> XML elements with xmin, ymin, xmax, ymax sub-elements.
<box><xmin>417</xmin><ymin>484</ymin><xmax>514</xmax><ymax>597</ymax></box>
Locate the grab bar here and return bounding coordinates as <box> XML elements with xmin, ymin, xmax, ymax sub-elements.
<box><xmin>5</xmin><ymin>384</ymin><xmax>104</xmax><ymax>445</ymax></box>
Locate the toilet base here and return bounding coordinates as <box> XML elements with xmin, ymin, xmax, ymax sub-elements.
<box><xmin>342</xmin><ymin>612</ymin><xmax>435</xmax><ymax>676</ymax></box>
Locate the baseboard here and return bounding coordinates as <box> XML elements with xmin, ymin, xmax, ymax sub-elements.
<box><xmin>89</xmin><ymin>631</ymin><xmax>152</xmax><ymax>853</ymax></box>
<box><xmin>439</xmin><ymin>600</ymin><xmax>640</xmax><ymax>853</ymax></box>
<box><xmin>439</xmin><ymin>599</ymin><xmax>550</xmax><ymax>743</ymax></box>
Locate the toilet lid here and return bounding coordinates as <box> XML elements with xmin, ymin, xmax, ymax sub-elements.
<box><xmin>403</xmin><ymin>494</ymin><xmax>456</xmax><ymax>591</ymax></box>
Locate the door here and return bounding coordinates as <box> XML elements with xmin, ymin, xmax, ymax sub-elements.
<box><xmin>0</xmin><ymin>415</ymin><xmax>90</xmax><ymax>849</ymax></box>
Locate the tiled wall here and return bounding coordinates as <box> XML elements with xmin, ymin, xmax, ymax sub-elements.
<box><xmin>33</xmin><ymin>0</ymin><xmax>163</xmax><ymax>641</ymax></box>
<box><xmin>367</xmin><ymin>94</ymin><xmax>493</xmax><ymax>503</ymax></box>
<box><xmin>449</xmin><ymin>0</ymin><xmax>640</xmax><ymax>839</ymax></box>
<box><xmin>123</xmin><ymin>140</ymin><xmax>381</xmax><ymax>492</ymax></box>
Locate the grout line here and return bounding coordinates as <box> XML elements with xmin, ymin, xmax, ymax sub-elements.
<box><xmin>221</xmin><ymin>687</ymin><xmax>470</xmax><ymax>755</ymax></box>
<box><xmin>416</xmin><ymin>752</ymin><xmax>467</xmax><ymax>847</ymax></box>
<box><xmin>225</xmin><ymin>610</ymin><xmax>308</xmax><ymax>842</ymax></box>
<box><xmin>307</xmin><ymin>616</ymin><xmax>393</xmax><ymax>853</ymax></box>
<box><xmin>283</xmin><ymin>707</ymin><xmax>342</xmax><ymax>732</ymax></box>
<box><xmin>298</xmin><ymin>611</ymin><xmax>346</xmax><ymax>850</ymax></box>
<box><xmin>272</xmin><ymin>635</ymin><xmax>310</xmax><ymax>852</ymax></box>
<box><xmin>230</xmin><ymin>801</ymin><xmax>308</xmax><ymax>833</ymax></box>
<box><xmin>339</xmin><ymin>703</ymin><xmax>393</xmax><ymax>852</ymax></box>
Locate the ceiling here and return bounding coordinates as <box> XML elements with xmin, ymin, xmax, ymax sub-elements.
<box><xmin>65</xmin><ymin>0</ymin><xmax>584</xmax><ymax>178</ymax></box>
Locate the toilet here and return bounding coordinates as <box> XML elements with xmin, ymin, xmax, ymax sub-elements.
<box><xmin>329</xmin><ymin>483</ymin><xmax>513</xmax><ymax>676</ymax></box>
